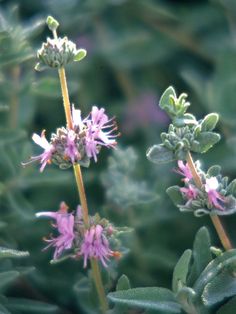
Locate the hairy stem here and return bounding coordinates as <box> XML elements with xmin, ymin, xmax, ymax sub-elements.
<box><xmin>91</xmin><ymin>258</ymin><xmax>109</xmax><ymax>313</ymax></box>
<box><xmin>186</xmin><ymin>151</ymin><xmax>232</xmax><ymax>250</ymax></box>
<box><xmin>57</xmin><ymin>64</ymin><xmax>108</xmax><ymax>311</ymax></box>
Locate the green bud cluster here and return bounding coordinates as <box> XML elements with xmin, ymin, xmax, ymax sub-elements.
<box><xmin>159</xmin><ymin>86</ymin><xmax>190</xmax><ymax>119</ymax></box>
<box><xmin>35</xmin><ymin>16</ymin><xmax>86</xmax><ymax>71</ymax></box>
<box><xmin>147</xmin><ymin>86</ymin><xmax>220</xmax><ymax>164</ymax></box>
<box><xmin>160</xmin><ymin>112</ymin><xmax>220</xmax><ymax>160</ymax></box>
<box><xmin>36</xmin><ymin>37</ymin><xmax>86</xmax><ymax>70</ymax></box>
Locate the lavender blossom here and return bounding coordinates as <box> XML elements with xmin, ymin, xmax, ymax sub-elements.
<box><xmin>80</xmin><ymin>224</ymin><xmax>113</xmax><ymax>268</ymax></box>
<box><xmin>175</xmin><ymin>160</ymin><xmax>193</xmax><ymax>182</ymax></box>
<box><xmin>205</xmin><ymin>177</ymin><xmax>225</xmax><ymax>211</ymax></box>
<box><xmin>180</xmin><ymin>184</ymin><xmax>198</xmax><ymax>205</ymax></box>
<box><xmin>73</xmin><ymin>105</ymin><xmax>118</xmax><ymax>162</ymax></box>
<box><xmin>64</xmin><ymin>129</ymin><xmax>80</xmax><ymax>163</ymax></box>
<box><xmin>36</xmin><ymin>202</ymin><xmax>75</xmax><ymax>259</ymax></box>
<box><xmin>22</xmin><ymin>131</ymin><xmax>54</xmax><ymax>172</ymax></box>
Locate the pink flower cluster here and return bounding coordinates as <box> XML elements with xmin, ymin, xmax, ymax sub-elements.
<box><xmin>176</xmin><ymin>161</ymin><xmax>226</xmax><ymax>211</ymax></box>
<box><xmin>73</xmin><ymin>106</ymin><xmax>118</xmax><ymax>162</ymax></box>
<box><xmin>36</xmin><ymin>203</ymin><xmax>117</xmax><ymax>267</ymax></box>
<box><xmin>23</xmin><ymin>106</ymin><xmax>118</xmax><ymax>172</ymax></box>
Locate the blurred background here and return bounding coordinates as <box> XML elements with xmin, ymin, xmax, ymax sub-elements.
<box><xmin>1</xmin><ymin>0</ymin><xmax>236</xmax><ymax>313</ymax></box>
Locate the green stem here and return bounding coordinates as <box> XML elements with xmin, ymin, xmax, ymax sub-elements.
<box><xmin>9</xmin><ymin>66</ymin><xmax>20</xmax><ymax>128</ymax></box>
<box><xmin>91</xmin><ymin>258</ymin><xmax>109</xmax><ymax>313</ymax></box>
<box><xmin>186</xmin><ymin>151</ymin><xmax>233</xmax><ymax>251</ymax></box>
<box><xmin>57</xmin><ymin>65</ymin><xmax>109</xmax><ymax>311</ymax></box>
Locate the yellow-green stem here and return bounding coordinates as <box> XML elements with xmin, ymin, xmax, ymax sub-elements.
<box><xmin>9</xmin><ymin>66</ymin><xmax>20</xmax><ymax>128</ymax></box>
<box><xmin>73</xmin><ymin>164</ymin><xmax>89</xmax><ymax>227</ymax></box>
<box><xmin>58</xmin><ymin>68</ymin><xmax>73</xmax><ymax>129</ymax></box>
<box><xmin>57</xmin><ymin>64</ymin><xmax>108</xmax><ymax>311</ymax></box>
<box><xmin>91</xmin><ymin>258</ymin><xmax>109</xmax><ymax>313</ymax></box>
<box><xmin>186</xmin><ymin>151</ymin><xmax>233</xmax><ymax>251</ymax></box>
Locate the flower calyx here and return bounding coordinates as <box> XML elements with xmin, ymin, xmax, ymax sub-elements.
<box><xmin>35</xmin><ymin>36</ymin><xmax>86</xmax><ymax>70</ymax></box>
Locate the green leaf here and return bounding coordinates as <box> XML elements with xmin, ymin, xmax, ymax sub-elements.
<box><xmin>176</xmin><ymin>287</ymin><xmax>197</xmax><ymax>314</ymax></box>
<box><xmin>191</xmin><ymin>132</ymin><xmax>221</xmax><ymax>153</ymax></box>
<box><xmin>74</xmin><ymin>49</ymin><xmax>87</xmax><ymax>61</ymax></box>
<box><xmin>194</xmin><ymin>250</ymin><xmax>236</xmax><ymax>298</ymax></box>
<box><xmin>172</xmin><ymin>249</ymin><xmax>192</xmax><ymax>293</ymax></box>
<box><xmin>202</xmin><ymin>270</ymin><xmax>236</xmax><ymax>307</ymax></box>
<box><xmin>207</xmin><ymin>165</ymin><xmax>221</xmax><ymax>177</ymax></box>
<box><xmin>5</xmin><ymin>298</ymin><xmax>59</xmax><ymax>313</ymax></box>
<box><xmin>217</xmin><ymin>296</ymin><xmax>236</xmax><ymax>314</ymax></box>
<box><xmin>166</xmin><ymin>186</ymin><xmax>183</xmax><ymax>206</ymax></box>
<box><xmin>200</xmin><ymin>113</ymin><xmax>219</xmax><ymax>132</ymax></box>
<box><xmin>114</xmin><ymin>275</ymin><xmax>131</xmax><ymax>313</ymax></box>
<box><xmin>146</xmin><ymin>144</ymin><xmax>175</xmax><ymax>164</ymax></box>
<box><xmin>108</xmin><ymin>287</ymin><xmax>181</xmax><ymax>313</ymax></box>
<box><xmin>159</xmin><ymin>86</ymin><xmax>176</xmax><ymax>111</ymax></box>
<box><xmin>0</xmin><ymin>271</ymin><xmax>20</xmax><ymax>290</ymax></box>
<box><xmin>116</xmin><ymin>274</ymin><xmax>131</xmax><ymax>291</ymax></box>
<box><xmin>227</xmin><ymin>179</ymin><xmax>236</xmax><ymax>197</ymax></box>
<box><xmin>0</xmin><ymin>247</ymin><xmax>29</xmax><ymax>259</ymax></box>
<box><xmin>188</xmin><ymin>227</ymin><xmax>212</xmax><ymax>286</ymax></box>
<box><xmin>173</xmin><ymin>114</ymin><xmax>197</xmax><ymax>127</ymax></box>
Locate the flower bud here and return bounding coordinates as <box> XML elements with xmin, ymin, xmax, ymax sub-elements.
<box><xmin>37</xmin><ymin>37</ymin><xmax>81</xmax><ymax>68</ymax></box>
<box><xmin>46</xmin><ymin>16</ymin><xmax>59</xmax><ymax>32</ymax></box>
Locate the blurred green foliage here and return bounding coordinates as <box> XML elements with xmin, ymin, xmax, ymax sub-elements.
<box><xmin>1</xmin><ymin>0</ymin><xmax>236</xmax><ymax>313</ymax></box>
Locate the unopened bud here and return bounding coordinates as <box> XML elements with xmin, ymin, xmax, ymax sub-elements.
<box><xmin>46</xmin><ymin>16</ymin><xmax>59</xmax><ymax>32</ymax></box>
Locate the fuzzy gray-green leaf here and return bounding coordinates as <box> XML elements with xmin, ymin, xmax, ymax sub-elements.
<box><xmin>227</xmin><ymin>179</ymin><xmax>236</xmax><ymax>197</ymax></box>
<box><xmin>116</xmin><ymin>274</ymin><xmax>131</xmax><ymax>291</ymax></box>
<box><xmin>200</xmin><ymin>113</ymin><xmax>219</xmax><ymax>131</ymax></box>
<box><xmin>217</xmin><ymin>296</ymin><xmax>236</xmax><ymax>314</ymax></box>
<box><xmin>108</xmin><ymin>287</ymin><xmax>181</xmax><ymax>313</ymax></box>
<box><xmin>207</xmin><ymin>165</ymin><xmax>221</xmax><ymax>177</ymax></box>
<box><xmin>159</xmin><ymin>86</ymin><xmax>176</xmax><ymax>110</ymax></box>
<box><xmin>188</xmin><ymin>227</ymin><xmax>212</xmax><ymax>286</ymax></box>
<box><xmin>74</xmin><ymin>49</ymin><xmax>87</xmax><ymax>62</ymax></box>
<box><xmin>166</xmin><ymin>186</ymin><xmax>183</xmax><ymax>206</ymax></box>
<box><xmin>146</xmin><ymin>144</ymin><xmax>175</xmax><ymax>164</ymax></box>
<box><xmin>172</xmin><ymin>249</ymin><xmax>192</xmax><ymax>293</ymax></box>
<box><xmin>191</xmin><ymin>132</ymin><xmax>221</xmax><ymax>153</ymax></box>
<box><xmin>202</xmin><ymin>271</ymin><xmax>236</xmax><ymax>307</ymax></box>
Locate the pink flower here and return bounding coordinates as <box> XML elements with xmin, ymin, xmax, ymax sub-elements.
<box><xmin>180</xmin><ymin>184</ymin><xmax>198</xmax><ymax>203</ymax></box>
<box><xmin>175</xmin><ymin>160</ymin><xmax>193</xmax><ymax>182</ymax></box>
<box><xmin>84</xmin><ymin>106</ymin><xmax>118</xmax><ymax>161</ymax></box>
<box><xmin>22</xmin><ymin>130</ymin><xmax>54</xmax><ymax>172</ymax></box>
<box><xmin>72</xmin><ymin>105</ymin><xmax>85</xmax><ymax>130</ymax></box>
<box><xmin>72</xmin><ymin>105</ymin><xmax>118</xmax><ymax>162</ymax></box>
<box><xmin>64</xmin><ymin>130</ymin><xmax>80</xmax><ymax>163</ymax></box>
<box><xmin>36</xmin><ymin>202</ymin><xmax>75</xmax><ymax>259</ymax></box>
<box><xmin>205</xmin><ymin>177</ymin><xmax>225</xmax><ymax>210</ymax></box>
<box><xmin>80</xmin><ymin>224</ymin><xmax>113</xmax><ymax>268</ymax></box>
